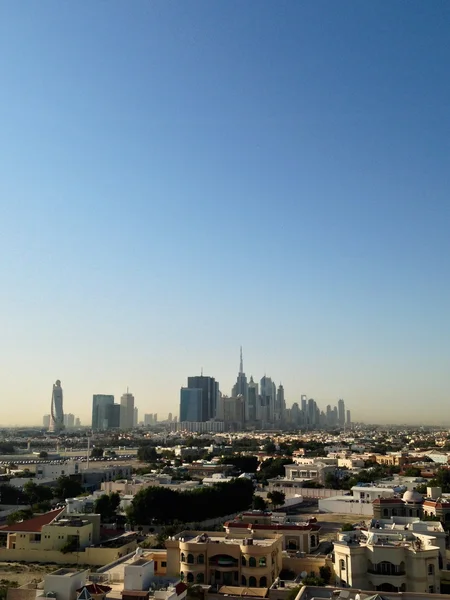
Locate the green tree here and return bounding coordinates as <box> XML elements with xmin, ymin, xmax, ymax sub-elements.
<box><xmin>252</xmin><ymin>495</ymin><xmax>267</xmax><ymax>511</ymax></box>
<box><xmin>6</xmin><ymin>509</ymin><xmax>33</xmax><ymax>526</ymax></box>
<box><xmin>267</xmin><ymin>490</ymin><xmax>285</xmax><ymax>508</ymax></box>
<box><xmin>404</xmin><ymin>466</ymin><xmax>421</xmax><ymax>477</ymax></box>
<box><xmin>319</xmin><ymin>565</ymin><xmax>331</xmax><ymax>584</ymax></box>
<box><xmin>39</xmin><ymin>451</ymin><xmax>48</xmax><ymax>458</ymax></box>
<box><xmin>94</xmin><ymin>493</ymin><xmax>121</xmax><ymax>522</ymax></box>
<box><xmin>341</xmin><ymin>523</ymin><xmax>354</xmax><ymax>531</ymax></box>
<box><xmin>257</xmin><ymin>458</ymin><xmax>291</xmax><ymax>482</ymax></box>
<box><xmin>0</xmin><ymin>580</ymin><xmax>19</xmax><ymax>600</ymax></box>
<box><xmin>264</xmin><ymin>442</ymin><xmax>277</xmax><ymax>454</ymax></box>
<box><xmin>90</xmin><ymin>447</ymin><xmax>104</xmax><ymax>458</ymax></box>
<box><xmin>54</xmin><ymin>476</ymin><xmax>83</xmax><ymax>499</ymax></box>
<box><xmin>221</xmin><ymin>455</ymin><xmax>259</xmax><ymax>473</ymax></box>
<box><xmin>137</xmin><ymin>445</ymin><xmax>158</xmax><ymax>462</ymax></box>
<box><xmin>286</xmin><ymin>587</ymin><xmax>301</xmax><ymax>600</ymax></box>
<box><xmin>23</xmin><ymin>481</ymin><xmax>54</xmax><ymax>505</ymax></box>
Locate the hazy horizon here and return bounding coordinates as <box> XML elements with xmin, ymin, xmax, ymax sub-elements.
<box><xmin>1</xmin><ymin>2</ymin><xmax>449</xmax><ymax>427</ymax></box>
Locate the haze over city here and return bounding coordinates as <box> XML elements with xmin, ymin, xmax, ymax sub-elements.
<box><xmin>1</xmin><ymin>2</ymin><xmax>449</xmax><ymax>426</ymax></box>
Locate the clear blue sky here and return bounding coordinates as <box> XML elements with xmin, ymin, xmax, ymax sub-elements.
<box><xmin>1</xmin><ymin>1</ymin><xmax>449</xmax><ymax>425</ymax></box>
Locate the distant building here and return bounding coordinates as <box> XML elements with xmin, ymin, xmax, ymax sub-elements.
<box><xmin>346</xmin><ymin>409</ymin><xmax>351</xmax><ymax>425</ymax></box>
<box><xmin>231</xmin><ymin>347</ymin><xmax>248</xmax><ymax>418</ymax></box>
<box><xmin>48</xmin><ymin>380</ymin><xmax>64</xmax><ymax>434</ymax></box>
<box><xmin>187</xmin><ymin>375</ymin><xmax>219</xmax><ymax>421</ymax></box>
<box><xmin>42</xmin><ymin>414</ymin><xmax>51</xmax><ymax>429</ymax></box>
<box><xmin>144</xmin><ymin>413</ymin><xmax>154</xmax><ymax>426</ymax></box>
<box><xmin>75</xmin><ymin>417</ymin><xmax>81</xmax><ymax>427</ymax></box>
<box><xmin>338</xmin><ymin>398</ymin><xmax>345</xmax><ymax>427</ymax></box>
<box><xmin>92</xmin><ymin>395</ymin><xmax>114</xmax><ymax>430</ymax></box>
<box><xmin>222</xmin><ymin>395</ymin><xmax>245</xmax><ymax>430</ymax></box>
<box><xmin>120</xmin><ymin>391</ymin><xmax>135</xmax><ymax>429</ymax></box>
<box><xmin>133</xmin><ymin>407</ymin><xmax>138</xmax><ymax>427</ymax></box>
<box><xmin>64</xmin><ymin>413</ymin><xmax>75</xmax><ymax>429</ymax></box>
<box><xmin>105</xmin><ymin>404</ymin><xmax>120</xmax><ymax>428</ymax></box>
<box><xmin>247</xmin><ymin>377</ymin><xmax>259</xmax><ymax>421</ymax></box>
<box><xmin>180</xmin><ymin>388</ymin><xmax>203</xmax><ymax>422</ymax></box>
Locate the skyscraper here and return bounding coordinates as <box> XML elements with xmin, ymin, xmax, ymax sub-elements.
<box><xmin>180</xmin><ymin>388</ymin><xmax>203</xmax><ymax>422</ymax></box>
<box><xmin>106</xmin><ymin>404</ymin><xmax>121</xmax><ymax>428</ymax></box>
<box><xmin>260</xmin><ymin>376</ymin><xmax>276</xmax><ymax>423</ymax></box>
<box><xmin>232</xmin><ymin>347</ymin><xmax>248</xmax><ymax>418</ymax></box>
<box><xmin>275</xmin><ymin>384</ymin><xmax>286</xmax><ymax>422</ymax></box>
<box><xmin>338</xmin><ymin>398</ymin><xmax>345</xmax><ymax>427</ymax></box>
<box><xmin>247</xmin><ymin>377</ymin><xmax>259</xmax><ymax>421</ymax></box>
<box><xmin>134</xmin><ymin>407</ymin><xmax>139</xmax><ymax>427</ymax></box>
<box><xmin>120</xmin><ymin>391</ymin><xmax>135</xmax><ymax>429</ymax></box>
<box><xmin>92</xmin><ymin>395</ymin><xmax>114</xmax><ymax>430</ymax></box>
<box><xmin>48</xmin><ymin>380</ymin><xmax>64</xmax><ymax>434</ymax></box>
<box><xmin>187</xmin><ymin>375</ymin><xmax>219</xmax><ymax>421</ymax></box>
<box><xmin>42</xmin><ymin>414</ymin><xmax>50</xmax><ymax>429</ymax></box>
<box><xmin>64</xmin><ymin>413</ymin><xmax>75</xmax><ymax>429</ymax></box>
<box><xmin>346</xmin><ymin>409</ymin><xmax>351</xmax><ymax>426</ymax></box>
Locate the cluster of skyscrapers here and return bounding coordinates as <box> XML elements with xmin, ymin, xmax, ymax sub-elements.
<box><xmin>91</xmin><ymin>390</ymin><xmax>136</xmax><ymax>430</ymax></box>
<box><xmin>179</xmin><ymin>349</ymin><xmax>352</xmax><ymax>431</ymax></box>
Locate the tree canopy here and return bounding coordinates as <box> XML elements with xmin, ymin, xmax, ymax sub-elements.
<box><xmin>137</xmin><ymin>445</ymin><xmax>158</xmax><ymax>462</ymax></box>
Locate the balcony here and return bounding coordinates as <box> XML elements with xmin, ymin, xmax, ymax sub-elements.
<box><xmin>368</xmin><ymin>569</ymin><xmax>405</xmax><ymax>576</ymax></box>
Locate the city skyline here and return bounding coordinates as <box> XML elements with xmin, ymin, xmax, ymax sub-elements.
<box><xmin>1</xmin><ymin>2</ymin><xmax>449</xmax><ymax>427</ymax></box>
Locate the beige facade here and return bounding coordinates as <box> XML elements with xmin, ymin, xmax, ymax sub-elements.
<box><xmin>333</xmin><ymin>517</ymin><xmax>445</xmax><ymax>594</ymax></box>
<box><xmin>165</xmin><ymin>530</ymin><xmax>283</xmax><ymax>588</ymax></box>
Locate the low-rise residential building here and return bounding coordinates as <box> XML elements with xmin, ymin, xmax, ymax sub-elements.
<box><xmin>165</xmin><ymin>530</ymin><xmax>283</xmax><ymax>588</ymax></box>
<box><xmin>0</xmin><ymin>508</ymin><xmax>137</xmax><ymax>566</ymax></box>
<box><xmin>319</xmin><ymin>486</ymin><xmax>395</xmax><ymax>517</ymax></box>
<box><xmin>224</xmin><ymin>512</ymin><xmax>320</xmax><ymax>553</ymax></box>
<box><xmin>373</xmin><ymin>490</ymin><xmax>424</xmax><ymax>520</ymax></box>
<box><xmin>333</xmin><ymin>516</ymin><xmax>446</xmax><ymax>593</ymax></box>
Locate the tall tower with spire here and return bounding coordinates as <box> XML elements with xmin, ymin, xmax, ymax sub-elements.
<box><xmin>232</xmin><ymin>347</ymin><xmax>248</xmax><ymax>425</ymax></box>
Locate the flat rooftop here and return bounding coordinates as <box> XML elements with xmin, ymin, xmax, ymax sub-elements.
<box><xmin>178</xmin><ymin>532</ymin><xmax>278</xmax><ymax>547</ymax></box>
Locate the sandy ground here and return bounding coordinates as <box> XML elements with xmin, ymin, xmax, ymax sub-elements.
<box><xmin>0</xmin><ymin>562</ymin><xmax>69</xmax><ymax>586</ymax></box>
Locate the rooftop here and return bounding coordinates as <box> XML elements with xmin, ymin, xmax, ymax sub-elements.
<box><xmin>0</xmin><ymin>507</ymin><xmax>65</xmax><ymax>533</ymax></box>
<box><xmin>175</xmin><ymin>532</ymin><xmax>279</xmax><ymax>547</ymax></box>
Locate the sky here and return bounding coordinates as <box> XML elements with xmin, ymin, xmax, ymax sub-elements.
<box><xmin>1</xmin><ymin>1</ymin><xmax>449</xmax><ymax>426</ymax></box>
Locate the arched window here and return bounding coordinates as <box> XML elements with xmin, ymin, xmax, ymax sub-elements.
<box><xmin>249</xmin><ymin>557</ymin><xmax>256</xmax><ymax>567</ymax></box>
<box><xmin>310</xmin><ymin>535</ymin><xmax>316</xmax><ymax>547</ymax></box>
<box><xmin>196</xmin><ymin>573</ymin><xmax>204</xmax><ymax>584</ymax></box>
<box><xmin>260</xmin><ymin>577</ymin><xmax>267</xmax><ymax>587</ymax></box>
<box><xmin>339</xmin><ymin>559</ymin><xmax>345</xmax><ymax>571</ymax></box>
<box><xmin>428</xmin><ymin>564</ymin><xmax>435</xmax><ymax>575</ymax></box>
<box><xmin>241</xmin><ymin>576</ymin><xmax>247</xmax><ymax>586</ymax></box>
<box><xmin>180</xmin><ymin>553</ymin><xmax>185</xmax><ymax>563</ymax></box>
<box><xmin>249</xmin><ymin>576</ymin><xmax>257</xmax><ymax>587</ymax></box>
<box><xmin>187</xmin><ymin>553</ymin><xmax>194</xmax><ymax>564</ymax></box>
<box><xmin>187</xmin><ymin>572</ymin><xmax>194</xmax><ymax>583</ymax></box>
<box><xmin>198</xmin><ymin>554</ymin><xmax>204</xmax><ymax>564</ymax></box>
<box><xmin>180</xmin><ymin>572</ymin><xmax>184</xmax><ymax>581</ymax></box>
<box><xmin>259</xmin><ymin>557</ymin><xmax>266</xmax><ymax>567</ymax></box>
<box><xmin>241</xmin><ymin>555</ymin><xmax>247</xmax><ymax>566</ymax></box>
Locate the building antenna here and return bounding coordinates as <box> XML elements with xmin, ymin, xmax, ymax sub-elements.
<box><xmin>240</xmin><ymin>346</ymin><xmax>243</xmax><ymax>374</ymax></box>
<box><xmin>201</xmin><ymin>367</ymin><xmax>203</xmax><ymax>376</ymax></box>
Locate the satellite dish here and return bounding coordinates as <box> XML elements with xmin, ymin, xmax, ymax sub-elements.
<box><xmin>300</xmin><ymin>571</ymin><xmax>307</xmax><ymax>579</ymax></box>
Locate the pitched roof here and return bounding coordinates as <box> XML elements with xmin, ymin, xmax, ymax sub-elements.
<box><xmin>1</xmin><ymin>507</ymin><xmax>65</xmax><ymax>533</ymax></box>
<box><xmin>77</xmin><ymin>588</ymin><xmax>92</xmax><ymax>600</ymax></box>
<box><xmin>76</xmin><ymin>584</ymin><xmax>112</xmax><ymax>596</ymax></box>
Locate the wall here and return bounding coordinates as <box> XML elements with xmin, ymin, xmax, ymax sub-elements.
<box><xmin>318</xmin><ymin>497</ymin><xmax>373</xmax><ymax>516</ymax></box>
<box><xmin>0</xmin><ymin>539</ymin><xmax>137</xmax><ymax>566</ymax></box>
<box><xmin>268</xmin><ymin>485</ymin><xmax>343</xmax><ymax>499</ymax></box>
<box><xmin>124</xmin><ymin>559</ymin><xmax>155</xmax><ymax>590</ymax></box>
<box><xmin>281</xmin><ymin>555</ymin><xmax>332</xmax><ymax>578</ymax></box>
<box><xmin>44</xmin><ymin>570</ymin><xmax>88</xmax><ymax>600</ymax></box>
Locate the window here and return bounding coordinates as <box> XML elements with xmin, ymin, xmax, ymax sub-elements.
<box><xmin>259</xmin><ymin>557</ymin><xmax>266</xmax><ymax>567</ymax></box>
<box><xmin>241</xmin><ymin>576</ymin><xmax>247</xmax><ymax>586</ymax></box>
<box><xmin>428</xmin><ymin>564</ymin><xmax>435</xmax><ymax>575</ymax></box>
<box><xmin>310</xmin><ymin>535</ymin><xmax>316</xmax><ymax>547</ymax></box>
<box><xmin>249</xmin><ymin>577</ymin><xmax>257</xmax><ymax>587</ymax></box>
<box><xmin>383</xmin><ymin>509</ymin><xmax>389</xmax><ymax>517</ymax></box>
<box><xmin>187</xmin><ymin>554</ymin><xmax>194</xmax><ymax>564</ymax></box>
<box><xmin>198</xmin><ymin>554</ymin><xmax>204</xmax><ymax>564</ymax></box>
<box><xmin>249</xmin><ymin>557</ymin><xmax>256</xmax><ymax>567</ymax></box>
<box><xmin>241</xmin><ymin>556</ymin><xmax>247</xmax><ymax>566</ymax></box>
<box><xmin>181</xmin><ymin>552</ymin><xmax>185</xmax><ymax>562</ymax></box>
<box><xmin>196</xmin><ymin>573</ymin><xmax>204</xmax><ymax>584</ymax></box>
<box><xmin>260</xmin><ymin>577</ymin><xmax>267</xmax><ymax>587</ymax></box>
<box><xmin>339</xmin><ymin>559</ymin><xmax>345</xmax><ymax>571</ymax></box>
<box><xmin>187</xmin><ymin>573</ymin><xmax>194</xmax><ymax>583</ymax></box>
<box><xmin>162</xmin><ymin>562</ymin><xmax>167</xmax><ymax>568</ymax></box>
<box><xmin>429</xmin><ymin>586</ymin><xmax>435</xmax><ymax>593</ymax></box>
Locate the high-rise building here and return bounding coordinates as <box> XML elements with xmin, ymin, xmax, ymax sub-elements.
<box><xmin>290</xmin><ymin>402</ymin><xmax>300</xmax><ymax>426</ymax></box>
<box><xmin>260</xmin><ymin>376</ymin><xmax>276</xmax><ymax>423</ymax></box>
<box><xmin>346</xmin><ymin>409</ymin><xmax>351</xmax><ymax>426</ymax></box>
<box><xmin>154</xmin><ymin>413</ymin><xmax>158</xmax><ymax>423</ymax></box>
<box><xmin>275</xmin><ymin>384</ymin><xmax>286</xmax><ymax>422</ymax></box>
<box><xmin>133</xmin><ymin>407</ymin><xmax>139</xmax><ymax>427</ymax></box>
<box><xmin>247</xmin><ymin>377</ymin><xmax>259</xmax><ymax>421</ymax></box>
<box><xmin>64</xmin><ymin>413</ymin><xmax>75</xmax><ymax>429</ymax></box>
<box><xmin>180</xmin><ymin>388</ymin><xmax>203</xmax><ymax>422</ymax></box>
<box><xmin>144</xmin><ymin>413</ymin><xmax>153</xmax><ymax>426</ymax></box>
<box><xmin>106</xmin><ymin>404</ymin><xmax>120</xmax><ymax>428</ymax></box>
<box><xmin>338</xmin><ymin>398</ymin><xmax>345</xmax><ymax>427</ymax></box>
<box><xmin>232</xmin><ymin>347</ymin><xmax>248</xmax><ymax>418</ymax></box>
<box><xmin>187</xmin><ymin>375</ymin><xmax>219</xmax><ymax>421</ymax></box>
<box><xmin>120</xmin><ymin>391</ymin><xmax>135</xmax><ymax>429</ymax></box>
<box><xmin>168</xmin><ymin>412</ymin><xmax>173</xmax><ymax>422</ymax></box>
<box><xmin>42</xmin><ymin>414</ymin><xmax>50</xmax><ymax>429</ymax></box>
<box><xmin>92</xmin><ymin>395</ymin><xmax>114</xmax><ymax>430</ymax></box>
<box><xmin>48</xmin><ymin>380</ymin><xmax>64</xmax><ymax>434</ymax></box>
<box><xmin>75</xmin><ymin>417</ymin><xmax>81</xmax><ymax>427</ymax></box>
<box><xmin>222</xmin><ymin>395</ymin><xmax>245</xmax><ymax>430</ymax></box>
